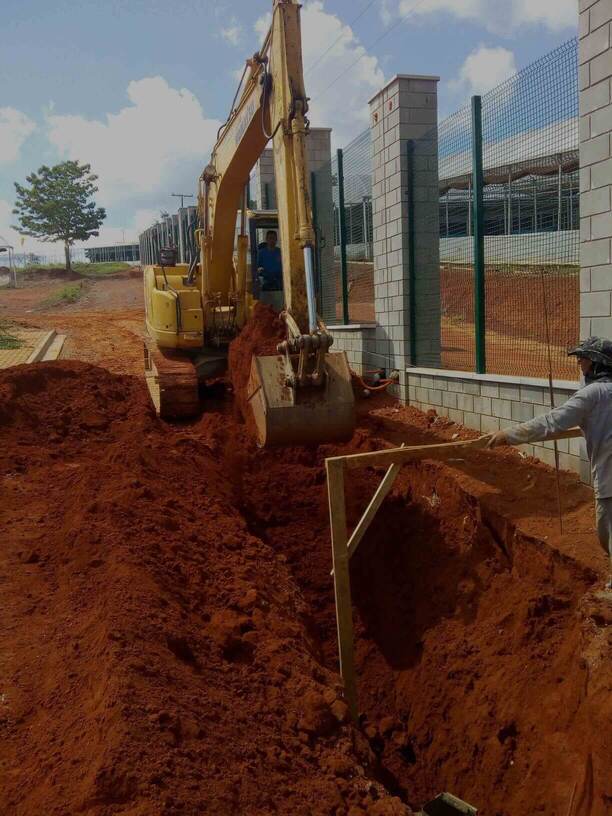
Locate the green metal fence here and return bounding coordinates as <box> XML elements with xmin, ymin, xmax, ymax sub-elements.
<box><xmin>434</xmin><ymin>38</ymin><xmax>579</xmax><ymax>380</ymax></box>
<box><xmin>312</xmin><ymin>129</ymin><xmax>374</xmax><ymax>325</ymax></box>
<box><xmin>312</xmin><ymin>38</ymin><xmax>579</xmax><ymax>380</ymax></box>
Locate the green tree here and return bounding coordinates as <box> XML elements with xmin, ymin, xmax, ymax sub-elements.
<box><xmin>13</xmin><ymin>160</ymin><xmax>106</xmax><ymax>271</ymax></box>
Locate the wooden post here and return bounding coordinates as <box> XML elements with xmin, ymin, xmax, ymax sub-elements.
<box><xmin>347</xmin><ymin>444</ymin><xmax>405</xmax><ymax>562</ymax></box>
<box><xmin>326</xmin><ymin>458</ymin><xmax>358</xmax><ymax>722</ymax></box>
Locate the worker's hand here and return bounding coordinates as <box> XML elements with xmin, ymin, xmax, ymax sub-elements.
<box><xmin>486</xmin><ymin>430</ymin><xmax>509</xmax><ymax>448</ymax></box>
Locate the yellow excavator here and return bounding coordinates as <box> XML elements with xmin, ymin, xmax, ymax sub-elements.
<box><xmin>143</xmin><ymin>0</ymin><xmax>355</xmax><ymax>446</ymax></box>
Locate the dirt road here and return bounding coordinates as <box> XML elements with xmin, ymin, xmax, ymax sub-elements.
<box><xmin>0</xmin><ymin>271</ymin><xmax>145</xmax><ymax>375</ymax></box>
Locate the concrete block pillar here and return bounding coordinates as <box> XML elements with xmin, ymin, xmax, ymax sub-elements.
<box><xmin>251</xmin><ymin>149</ymin><xmax>276</xmax><ymax>210</ymax></box>
<box><xmin>304</xmin><ymin>128</ymin><xmax>335</xmax><ymax>321</ymax></box>
<box><xmin>251</xmin><ymin>127</ymin><xmax>332</xmax><ymax>209</ymax></box>
<box><xmin>579</xmin><ymin>0</ymin><xmax>612</xmax><ymax>339</ymax></box>
<box><xmin>369</xmin><ymin>74</ymin><xmax>440</xmax><ymax>401</ymax></box>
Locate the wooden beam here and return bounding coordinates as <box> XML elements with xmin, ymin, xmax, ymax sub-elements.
<box><xmin>330</xmin><ymin>445</ymin><xmax>406</xmax><ymax>577</ymax></box>
<box><xmin>346</xmin><ymin>444</ymin><xmax>405</xmax><ymax>564</ymax></box>
<box><xmin>326</xmin><ymin>458</ymin><xmax>358</xmax><ymax>723</ymax></box>
<box><xmin>333</xmin><ymin>435</ymin><xmax>490</xmax><ymax>471</ymax></box>
<box><xmin>545</xmin><ymin>427</ymin><xmax>582</xmax><ymax>441</ymax></box>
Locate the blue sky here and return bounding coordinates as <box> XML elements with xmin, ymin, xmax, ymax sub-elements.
<box><xmin>0</xmin><ymin>0</ymin><xmax>578</xmax><ymax>256</ymax></box>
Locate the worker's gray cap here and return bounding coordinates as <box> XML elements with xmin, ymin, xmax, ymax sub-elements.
<box><xmin>568</xmin><ymin>336</ymin><xmax>612</xmax><ymax>366</ymax></box>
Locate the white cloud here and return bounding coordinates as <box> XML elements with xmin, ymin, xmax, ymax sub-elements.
<box><xmin>254</xmin><ymin>1</ymin><xmax>385</xmax><ymax>145</ymax></box>
<box><xmin>255</xmin><ymin>12</ymin><xmax>272</xmax><ymax>42</ymax></box>
<box><xmin>0</xmin><ymin>108</ymin><xmax>36</xmax><ymax>164</ymax></box>
<box><xmin>46</xmin><ymin>76</ymin><xmax>222</xmax><ymax>206</ymax></box>
<box><xmin>454</xmin><ymin>45</ymin><xmax>517</xmax><ymax>96</ymax></box>
<box><xmin>79</xmin><ymin>208</ymin><xmax>159</xmax><ymax>247</ymax></box>
<box><xmin>399</xmin><ymin>0</ymin><xmax>577</xmax><ymax>34</ymax></box>
<box><xmin>220</xmin><ymin>20</ymin><xmax>242</xmax><ymax>46</ymax></box>
<box><xmin>380</xmin><ymin>0</ymin><xmax>393</xmax><ymax>26</ymax></box>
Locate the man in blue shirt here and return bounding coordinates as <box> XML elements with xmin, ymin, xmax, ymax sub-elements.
<box><xmin>256</xmin><ymin>230</ymin><xmax>283</xmax><ymax>292</ymax></box>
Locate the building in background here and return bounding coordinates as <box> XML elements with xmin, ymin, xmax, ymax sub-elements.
<box><xmin>85</xmin><ymin>244</ymin><xmax>140</xmax><ymax>263</ymax></box>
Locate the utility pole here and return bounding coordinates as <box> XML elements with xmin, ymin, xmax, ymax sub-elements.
<box><xmin>171</xmin><ymin>193</ymin><xmax>194</xmax><ymax>209</ymax></box>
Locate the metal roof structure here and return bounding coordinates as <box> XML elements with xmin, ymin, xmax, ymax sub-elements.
<box><xmin>439</xmin><ymin>117</ymin><xmax>579</xmax><ymax>194</ymax></box>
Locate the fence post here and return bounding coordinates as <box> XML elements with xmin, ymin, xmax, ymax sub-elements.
<box><xmin>311</xmin><ymin>170</ymin><xmax>323</xmax><ymax>309</ymax></box>
<box><xmin>337</xmin><ymin>148</ymin><xmax>350</xmax><ymax>324</ymax></box>
<box><xmin>471</xmin><ymin>95</ymin><xmax>486</xmax><ymax>374</ymax></box>
<box><xmin>407</xmin><ymin>139</ymin><xmax>417</xmax><ymax>365</ymax></box>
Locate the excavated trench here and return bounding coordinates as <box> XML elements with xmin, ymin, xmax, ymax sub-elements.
<box><xmin>231</xmin><ymin>432</ymin><xmax>607</xmax><ymax>816</ymax></box>
<box><xmin>1</xmin><ymin>344</ymin><xmax>609</xmax><ymax>814</ymax></box>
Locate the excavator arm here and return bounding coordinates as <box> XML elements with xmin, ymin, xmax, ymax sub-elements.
<box><xmin>199</xmin><ymin>0</ymin><xmax>316</xmax><ymax>333</ymax></box>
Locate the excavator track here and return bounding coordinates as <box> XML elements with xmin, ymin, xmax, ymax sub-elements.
<box><xmin>143</xmin><ymin>340</ymin><xmax>200</xmax><ymax>420</ymax></box>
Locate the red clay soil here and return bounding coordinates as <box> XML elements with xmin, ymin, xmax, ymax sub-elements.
<box><xmin>228</xmin><ymin>301</ymin><xmax>285</xmax><ymax>425</ymax></box>
<box><xmin>0</xmin><ymin>349</ymin><xmax>610</xmax><ymax>814</ymax></box>
<box><xmin>231</xmin><ymin>411</ymin><xmax>610</xmax><ymax>816</ymax></box>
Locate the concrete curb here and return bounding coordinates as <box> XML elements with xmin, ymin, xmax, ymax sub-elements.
<box><xmin>26</xmin><ymin>330</ymin><xmax>56</xmax><ymax>364</ymax></box>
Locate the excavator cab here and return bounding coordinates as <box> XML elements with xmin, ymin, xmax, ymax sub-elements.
<box><xmin>248</xmin><ymin>210</ymin><xmax>285</xmax><ymax>311</ymax></box>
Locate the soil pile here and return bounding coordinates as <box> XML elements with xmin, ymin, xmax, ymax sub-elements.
<box><xmin>0</xmin><ymin>362</ymin><xmax>410</xmax><ymax>816</ymax></box>
<box><xmin>228</xmin><ymin>302</ymin><xmax>284</xmax><ymax>424</ymax></box>
<box><xmin>1</xmin><ymin>361</ymin><xmax>609</xmax><ymax>815</ymax></box>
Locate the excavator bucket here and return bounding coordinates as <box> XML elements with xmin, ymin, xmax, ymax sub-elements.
<box><xmin>247</xmin><ymin>351</ymin><xmax>355</xmax><ymax>447</ymax></box>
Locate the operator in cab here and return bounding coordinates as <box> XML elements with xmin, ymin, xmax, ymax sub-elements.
<box><xmin>256</xmin><ymin>230</ymin><xmax>283</xmax><ymax>310</ymax></box>
<box><xmin>487</xmin><ymin>336</ymin><xmax>612</xmax><ymax>589</ymax></box>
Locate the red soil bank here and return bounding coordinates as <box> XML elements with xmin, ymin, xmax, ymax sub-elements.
<box><xmin>1</xmin><ymin>360</ymin><xmax>610</xmax><ymax>815</ymax></box>
<box><xmin>216</xmin><ymin>404</ymin><xmax>611</xmax><ymax>815</ymax></box>
<box><xmin>228</xmin><ymin>301</ymin><xmax>285</xmax><ymax>426</ymax></box>
<box><xmin>0</xmin><ymin>362</ymin><xmax>409</xmax><ymax>815</ymax></box>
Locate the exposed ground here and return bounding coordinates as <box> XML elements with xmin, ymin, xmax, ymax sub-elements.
<box><xmin>0</xmin><ymin>273</ymin><xmax>609</xmax><ymax>815</ymax></box>
<box><xmin>335</xmin><ymin>262</ymin><xmax>579</xmax><ymax>380</ymax></box>
<box><xmin>0</xmin><ymin>268</ymin><xmax>145</xmax><ymax>375</ymax></box>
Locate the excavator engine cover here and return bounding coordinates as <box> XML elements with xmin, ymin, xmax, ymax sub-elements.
<box><xmin>248</xmin><ymin>351</ymin><xmax>355</xmax><ymax>447</ymax></box>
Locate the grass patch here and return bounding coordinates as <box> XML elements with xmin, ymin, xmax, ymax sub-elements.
<box><xmin>0</xmin><ymin>321</ymin><xmax>24</xmax><ymax>350</ymax></box>
<box><xmin>19</xmin><ymin>261</ymin><xmax>134</xmax><ymax>277</ymax></box>
<box><xmin>73</xmin><ymin>262</ymin><xmax>133</xmax><ymax>277</ymax></box>
<box><xmin>43</xmin><ymin>282</ymin><xmax>87</xmax><ymax>306</ymax></box>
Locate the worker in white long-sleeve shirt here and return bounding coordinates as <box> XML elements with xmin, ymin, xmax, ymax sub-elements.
<box><xmin>487</xmin><ymin>337</ymin><xmax>612</xmax><ymax>588</ymax></box>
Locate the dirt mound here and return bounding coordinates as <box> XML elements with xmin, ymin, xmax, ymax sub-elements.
<box><xmin>0</xmin><ymin>361</ymin><xmax>151</xmax><ymax>445</ymax></box>
<box><xmin>0</xmin><ymin>363</ymin><xmax>411</xmax><ymax>815</ymax></box>
<box><xmin>228</xmin><ymin>302</ymin><xmax>285</xmax><ymax>424</ymax></box>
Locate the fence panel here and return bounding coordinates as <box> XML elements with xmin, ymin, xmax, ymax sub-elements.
<box><xmin>479</xmin><ymin>39</ymin><xmax>579</xmax><ymax>380</ymax></box>
<box><xmin>312</xmin><ymin>153</ymin><xmax>340</xmax><ymax>324</ymax></box>
<box><xmin>341</xmin><ymin>130</ymin><xmax>374</xmax><ymax>323</ymax></box>
<box><xmin>436</xmin><ymin>104</ymin><xmax>476</xmax><ymax>372</ymax></box>
<box><xmin>424</xmin><ymin>38</ymin><xmax>580</xmax><ymax>379</ymax></box>
<box><xmin>312</xmin><ymin>130</ymin><xmax>374</xmax><ymax>324</ymax></box>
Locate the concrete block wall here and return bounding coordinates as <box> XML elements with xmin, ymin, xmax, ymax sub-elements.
<box><xmin>580</xmin><ymin>0</ymin><xmax>612</xmax><ymax>338</ymax></box>
<box><xmin>407</xmin><ymin>368</ymin><xmax>589</xmax><ymax>480</ymax></box>
<box><xmin>328</xmin><ymin>325</ymin><xmax>377</xmax><ymax>374</ymax></box>
<box><xmin>251</xmin><ymin>127</ymin><xmax>332</xmax><ymax>209</ymax></box>
<box><xmin>365</xmin><ymin>74</ymin><xmax>441</xmax><ymax>401</ymax></box>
